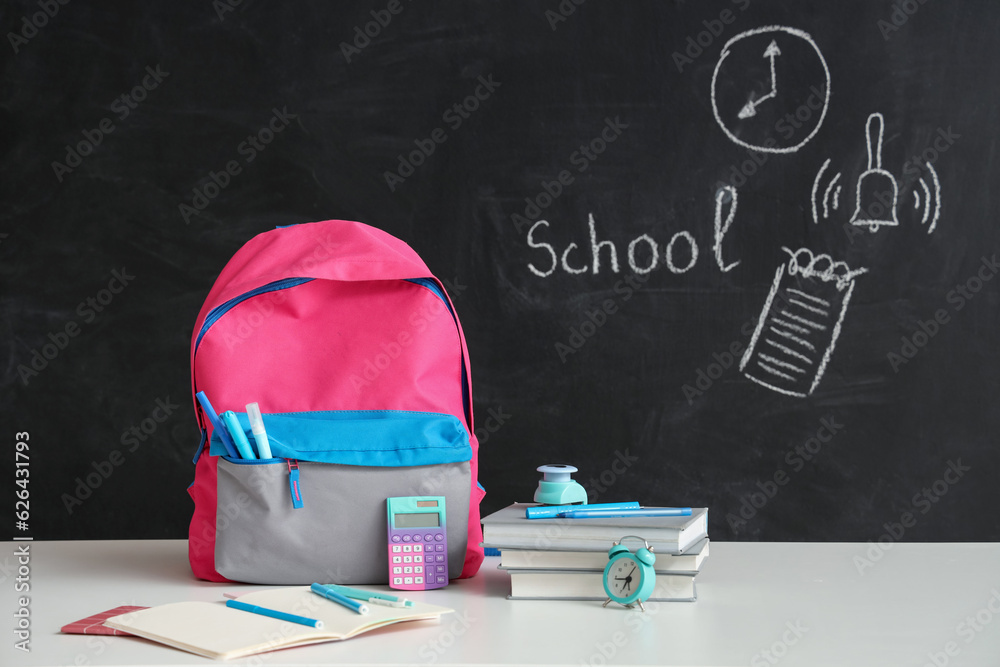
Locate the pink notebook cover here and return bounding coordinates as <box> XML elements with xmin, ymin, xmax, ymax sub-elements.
<box><xmin>61</xmin><ymin>606</ymin><xmax>148</xmax><ymax>635</ymax></box>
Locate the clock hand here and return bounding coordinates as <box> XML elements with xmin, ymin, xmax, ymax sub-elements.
<box><xmin>738</xmin><ymin>40</ymin><xmax>782</xmax><ymax>119</ymax></box>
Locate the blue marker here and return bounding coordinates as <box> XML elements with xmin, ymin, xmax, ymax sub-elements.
<box><xmin>226</xmin><ymin>599</ymin><xmax>323</xmax><ymax>628</ymax></box>
<box><xmin>195</xmin><ymin>391</ymin><xmax>238</xmax><ymax>459</ymax></box>
<box><xmin>222</xmin><ymin>411</ymin><xmax>256</xmax><ymax>460</ymax></box>
<box><xmin>310</xmin><ymin>583</ymin><xmax>368</xmax><ymax>615</ymax></box>
<box><xmin>557</xmin><ymin>507</ymin><xmax>693</xmax><ymax>519</ymax></box>
<box><xmin>526</xmin><ymin>501</ymin><xmax>641</xmax><ymax>519</ymax></box>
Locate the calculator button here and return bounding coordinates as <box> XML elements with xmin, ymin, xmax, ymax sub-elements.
<box><xmin>414</xmin><ymin>556</ymin><xmax>423</xmax><ymax>563</ymax></box>
<box><xmin>404</xmin><ymin>566</ymin><xmax>412</xmax><ymax>574</ymax></box>
<box><xmin>437</xmin><ymin>576</ymin><xmax>446</xmax><ymax>584</ymax></box>
<box><xmin>393</xmin><ymin>567</ymin><xmax>402</xmax><ymax>574</ymax></box>
<box><xmin>439</xmin><ymin>555</ymin><xmax>447</xmax><ymax>562</ymax></box>
<box><xmin>434</xmin><ymin>533</ymin><xmax>444</xmax><ymax>541</ymax></box>
<box><xmin>391</xmin><ymin>535</ymin><xmax>401</xmax><ymax>543</ymax></box>
<box><xmin>391</xmin><ymin>545</ymin><xmax>402</xmax><ymax>552</ymax></box>
<box><xmin>413</xmin><ymin>544</ymin><xmax>422</xmax><ymax>553</ymax></box>
<box><xmin>403</xmin><ymin>545</ymin><xmax>412</xmax><ymax>553</ymax></box>
<box><xmin>424</xmin><ymin>533</ymin><xmax>433</xmax><ymax>541</ymax></box>
<box><xmin>436</xmin><ymin>544</ymin><xmax>445</xmax><ymax>552</ymax></box>
<box><xmin>402</xmin><ymin>535</ymin><xmax>412</xmax><ymax>542</ymax></box>
<box><xmin>392</xmin><ymin>556</ymin><xmax>402</xmax><ymax>564</ymax></box>
<box><xmin>404</xmin><ymin>577</ymin><xmax>413</xmax><ymax>584</ymax></box>
<box><xmin>393</xmin><ymin>577</ymin><xmax>403</xmax><ymax>585</ymax></box>
<box><xmin>403</xmin><ymin>556</ymin><xmax>412</xmax><ymax>563</ymax></box>
<box><xmin>415</xmin><ymin>577</ymin><xmax>423</xmax><ymax>584</ymax></box>
<box><xmin>414</xmin><ymin>566</ymin><xmax>423</xmax><ymax>573</ymax></box>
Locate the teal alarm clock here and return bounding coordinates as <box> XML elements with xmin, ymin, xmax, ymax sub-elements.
<box><xmin>602</xmin><ymin>536</ymin><xmax>656</xmax><ymax>611</ymax></box>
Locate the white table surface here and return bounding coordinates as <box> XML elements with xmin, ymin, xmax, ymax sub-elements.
<box><xmin>2</xmin><ymin>539</ymin><xmax>999</xmax><ymax>666</ymax></box>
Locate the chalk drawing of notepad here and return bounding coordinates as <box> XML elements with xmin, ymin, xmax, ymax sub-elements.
<box><xmin>740</xmin><ymin>247</ymin><xmax>867</xmax><ymax>397</ymax></box>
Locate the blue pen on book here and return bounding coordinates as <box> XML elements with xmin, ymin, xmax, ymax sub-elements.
<box><xmin>310</xmin><ymin>583</ymin><xmax>368</xmax><ymax>615</ymax></box>
<box><xmin>225</xmin><ymin>599</ymin><xmax>323</xmax><ymax>628</ymax></box>
<box><xmin>557</xmin><ymin>507</ymin><xmax>693</xmax><ymax>519</ymax></box>
<box><xmin>526</xmin><ymin>501</ymin><xmax>641</xmax><ymax>519</ymax></box>
<box><xmin>222</xmin><ymin>411</ymin><xmax>256</xmax><ymax>460</ymax></box>
<box><xmin>195</xmin><ymin>391</ymin><xmax>239</xmax><ymax>459</ymax></box>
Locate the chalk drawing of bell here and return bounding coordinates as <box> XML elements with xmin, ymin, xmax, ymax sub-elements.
<box><xmin>850</xmin><ymin>112</ymin><xmax>899</xmax><ymax>232</ymax></box>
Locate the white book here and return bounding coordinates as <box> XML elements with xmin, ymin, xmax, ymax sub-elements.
<box><xmin>481</xmin><ymin>503</ymin><xmax>708</xmax><ymax>554</ymax></box>
<box><xmin>104</xmin><ymin>586</ymin><xmax>452</xmax><ymax>661</ymax></box>
<box><xmin>505</xmin><ymin>568</ymin><xmax>697</xmax><ymax>602</ymax></box>
<box><xmin>498</xmin><ymin>537</ymin><xmax>709</xmax><ymax>572</ymax></box>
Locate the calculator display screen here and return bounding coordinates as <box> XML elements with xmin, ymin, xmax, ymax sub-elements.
<box><xmin>394</xmin><ymin>512</ymin><xmax>440</xmax><ymax>528</ymax></box>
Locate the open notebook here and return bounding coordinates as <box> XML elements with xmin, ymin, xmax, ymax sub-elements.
<box><xmin>104</xmin><ymin>586</ymin><xmax>453</xmax><ymax>660</ymax></box>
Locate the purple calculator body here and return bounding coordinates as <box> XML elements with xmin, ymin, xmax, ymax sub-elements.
<box><xmin>386</xmin><ymin>496</ymin><xmax>448</xmax><ymax>590</ymax></box>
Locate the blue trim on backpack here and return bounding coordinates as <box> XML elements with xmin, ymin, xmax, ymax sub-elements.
<box><xmin>405</xmin><ymin>278</ymin><xmax>472</xmax><ymax>431</ymax></box>
<box><xmin>208</xmin><ymin>410</ymin><xmax>472</xmax><ymax>467</ymax></box>
<box><xmin>194</xmin><ymin>277</ymin><xmax>313</xmax><ymax>350</ymax></box>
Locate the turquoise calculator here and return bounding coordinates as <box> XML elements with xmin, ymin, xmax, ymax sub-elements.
<box><xmin>386</xmin><ymin>496</ymin><xmax>448</xmax><ymax>590</ymax></box>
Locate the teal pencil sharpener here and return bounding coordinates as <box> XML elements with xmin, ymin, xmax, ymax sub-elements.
<box><xmin>534</xmin><ymin>464</ymin><xmax>588</xmax><ymax>506</ymax></box>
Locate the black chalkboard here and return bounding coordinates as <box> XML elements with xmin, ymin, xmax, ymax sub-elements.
<box><xmin>4</xmin><ymin>0</ymin><xmax>999</xmax><ymax>545</ymax></box>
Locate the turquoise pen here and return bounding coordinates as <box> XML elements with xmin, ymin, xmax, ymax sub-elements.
<box><xmin>225</xmin><ymin>599</ymin><xmax>323</xmax><ymax>628</ymax></box>
<box><xmin>557</xmin><ymin>507</ymin><xmax>693</xmax><ymax>519</ymax></box>
<box><xmin>322</xmin><ymin>584</ymin><xmax>413</xmax><ymax>607</ymax></box>
<box><xmin>310</xmin><ymin>583</ymin><xmax>368</xmax><ymax>615</ymax></box>
<box><xmin>222</xmin><ymin>411</ymin><xmax>256</xmax><ymax>460</ymax></box>
<box><xmin>526</xmin><ymin>501</ymin><xmax>641</xmax><ymax>519</ymax></box>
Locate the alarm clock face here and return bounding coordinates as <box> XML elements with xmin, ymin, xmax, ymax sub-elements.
<box><xmin>606</xmin><ymin>555</ymin><xmax>644</xmax><ymax>601</ymax></box>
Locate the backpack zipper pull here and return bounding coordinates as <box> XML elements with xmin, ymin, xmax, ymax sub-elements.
<box><xmin>287</xmin><ymin>459</ymin><xmax>304</xmax><ymax>509</ymax></box>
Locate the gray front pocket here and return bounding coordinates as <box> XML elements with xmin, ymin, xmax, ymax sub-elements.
<box><xmin>215</xmin><ymin>458</ymin><xmax>471</xmax><ymax>585</ymax></box>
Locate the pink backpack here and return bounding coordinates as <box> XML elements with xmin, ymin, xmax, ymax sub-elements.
<box><xmin>187</xmin><ymin>219</ymin><xmax>484</xmax><ymax>584</ymax></box>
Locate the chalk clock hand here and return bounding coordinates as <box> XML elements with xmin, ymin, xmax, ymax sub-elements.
<box><xmin>738</xmin><ymin>40</ymin><xmax>782</xmax><ymax>119</ymax></box>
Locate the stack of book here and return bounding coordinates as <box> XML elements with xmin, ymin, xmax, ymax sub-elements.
<box><xmin>481</xmin><ymin>503</ymin><xmax>709</xmax><ymax>601</ymax></box>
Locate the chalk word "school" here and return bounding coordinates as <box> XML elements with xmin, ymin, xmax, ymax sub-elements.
<box><xmin>527</xmin><ymin>213</ymin><xmax>710</xmax><ymax>278</ymax></box>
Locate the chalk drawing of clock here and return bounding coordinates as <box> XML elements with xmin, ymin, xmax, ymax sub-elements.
<box><xmin>711</xmin><ymin>26</ymin><xmax>831</xmax><ymax>154</ymax></box>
